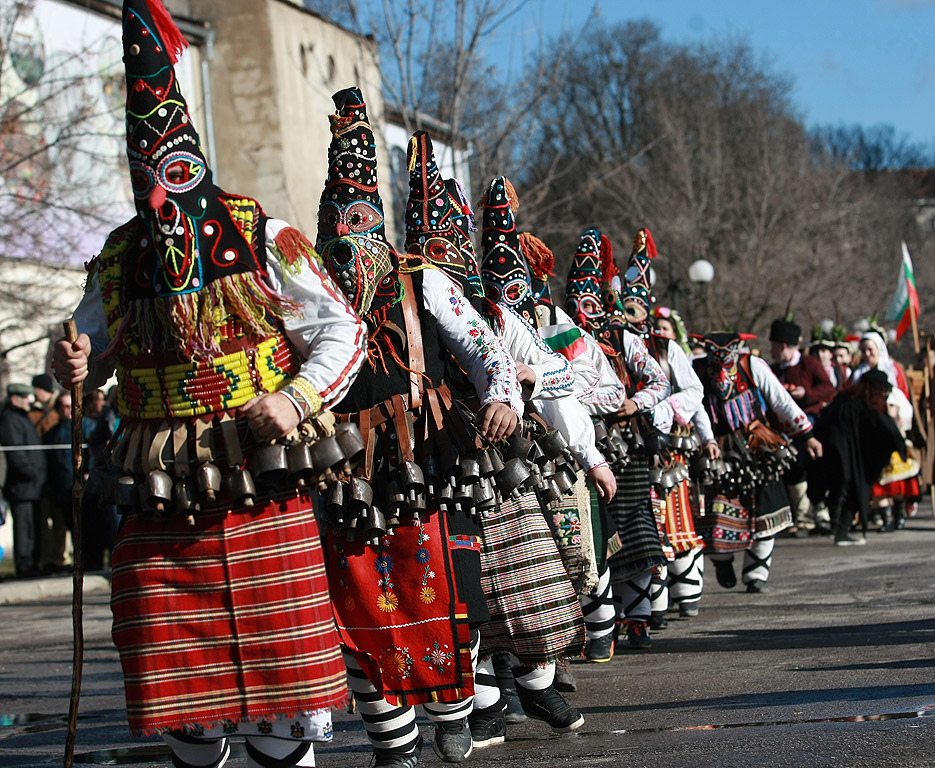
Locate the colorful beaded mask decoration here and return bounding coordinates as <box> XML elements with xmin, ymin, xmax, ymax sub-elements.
<box><xmin>404</xmin><ymin>131</ymin><xmax>467</xmax><ymax>282</ymax></box>
<box><xmin>123</xmin><ymin>0</ymin><xmax>262</xmax><ymax>300</ymax></box>
<box><xmin>623</xmin><ymin>228</ymin><xmax>657</xmax><ymax>336</ymax></box>
<box><xmin>317</xmin><ymin>87</ymin><xmax>395</xmax><ymax>315</ymax></box>
<box><xmin>564</xmin><ymin>228</ymin><xmax>607</xmax><ymax>332</ymax></box>
<box><xmin>445</xmin><ymin>178</ymin><xmax>483</xmax><ymax>302</ymax></box>
<box><xmin>480</xmin><ymin>176</ymin><xmax>537</xmax><ymax>325</ymax></box>
<box><xmin>697</xmin><ymin>332</ymin><xmax>757</xmax><ymax>372</ymax></box>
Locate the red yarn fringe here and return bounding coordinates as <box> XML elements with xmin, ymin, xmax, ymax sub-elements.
<box><xmin>274</xmin><ymin>226</ymin><xmax>317</xmax><ymax>270</ymax></box>
<box><xmin>643</xmin><ymin>228</ymin><xmax>658</xmax><ymax>259</ymax></box>
<box><xmin>145</xmin><ymin>0</ymin><xmax>188</xmax><ymax>64</ymax></box>
<box><xmin>519</xmin><ymin>232</ymin><xmax>554</xmax><ymax>277</ymax></box>
<box><xmin>482</xmin><ymin>297</ymin><xmax>504</xmax><ymax>334</ymax></box>
<box><xmin>599</xmin><ymin>234</ymin><xmax>619</xmax><ymax>280</ymax></box>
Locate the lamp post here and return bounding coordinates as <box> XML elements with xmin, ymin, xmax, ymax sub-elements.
<box><xmin>688</xmin><ymin>259</ymin><xmax>715</xmax><ymax>332</ymax></box>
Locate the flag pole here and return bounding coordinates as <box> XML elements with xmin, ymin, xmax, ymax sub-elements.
<box><xmin>910</xmin><ymin>280</ymin><xmax>921</xmax><ymax>355</ymax></box>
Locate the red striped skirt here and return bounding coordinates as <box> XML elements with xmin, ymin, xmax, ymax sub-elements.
<box><xmin>110</xmin><ymin>492</ymin><xmax>347</xmax><ymax>736</ymax></box>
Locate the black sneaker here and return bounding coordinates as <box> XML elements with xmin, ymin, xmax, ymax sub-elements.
<box><xmin>714</xmin><ymin>560</ymin><xmax>737</xmax><ymax>589</ymax></box>
<box><xmin>468</xmin><ymin>706</ymin><xmax>506</xmax><ymax>748</ymax></box>
<box><xmin>649</xmin><ymin>611</ymin><xmax>668</xmax><ymax>631</ymax></box>
<box><xmin>518</xmin><ymin>684</ymin><xmax>584</xmax><ymax>733</ymax></box>
<box><xmin>624</xmin><ymin>620</ymin><xmax>652</xmax><ymax>650</ymax></box>
<box><xmin>432</xmin><ymin>718</ymin><xmax>473</xmax><ymax>763</ymax></box>
<box><xmin>373</xmin><ymin>734</ymin><xmax>423</xmax><ymax>768</ymax></box>
<box><xmin>585</xmin><ymin>633</ymin><xmax>614</xmax><ymax>663</ymax></box>
<box><xmin>745</xmin><ymin>579</ymin><xmax>771</xmax><ymax>594</ymax></box>
<box><xmin>678</xmin><ymin>600</ymin><xmax>700</xmax><ymax>618</ymax></box>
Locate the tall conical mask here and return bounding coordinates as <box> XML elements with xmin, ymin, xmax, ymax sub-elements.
<box><xmin>123</xmin><ymin>0</ymin><xmax>261</xmax><ymax>300</ymax></box>
<box><xmin>519</xmin><ymin>232</ymin><xmax>554</xmax><ymax>309</ymax></box>
<box><xmin>404</xmin><ymin>131</ymin><xmax>467</xmax><ymax>282</ymax></box>
<box><xmin>623</xmin><ymin>228</ymin><xmax>657</xmax><ymax>336</ymax></box>
<box><xmin>480</xmin><ymin>176</ymin><xmax>536</xmax><ymax>326</ymax></box>
<box><xmin>317</xmin><ymin>87</ymin><xmax>395</xmax><ymax>315</ymax></box>
<box><xmin>564</xmin><ymin>229</ymin><xmax>606</xmax><ymax>332</ymax></box>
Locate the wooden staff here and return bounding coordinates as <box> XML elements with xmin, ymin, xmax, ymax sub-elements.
<box><xmin>63</xmin><ymin>319</ymin><xmax>85</xmax><ymax>768</ymax></box>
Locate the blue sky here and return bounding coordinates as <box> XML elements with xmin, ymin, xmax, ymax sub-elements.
<box><xmin>492</xmin><ymin>0</ymin><xmax>935</xmax><ymax>147</ymax></box>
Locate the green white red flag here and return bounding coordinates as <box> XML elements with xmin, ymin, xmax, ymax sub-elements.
<box><xmin>885</xmin><ymin>241</ymin><xmax>920</xmax><ymax>342</ymax></box>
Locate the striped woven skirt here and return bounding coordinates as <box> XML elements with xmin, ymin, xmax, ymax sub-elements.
<box><xmin>697</xmin><ymin>478</ymin><xmax>792</xmax><ymax>552</ymax></box>
<box><xmin>664</xmin><ymin>475</ymin><xmax>702</xmax><ymax>554</ymax></box>
<box><xmin>478</xmin><ymin>490</ymin><xmax>585</xmax><ymax>664</ymax></box>
<box><xmin>605</xmin><ymin>455</ymin><xmax>667</xmax><ymax>579</ymax></box>
<box><xmin>324</xmin><ymin>511</ymin><xmax>474</xmax><ymax>708</ymax></box>
<box><xmin>110</xmin><ymin>492</ymin><xmax>347</xmax><ymax>737</ymax></box>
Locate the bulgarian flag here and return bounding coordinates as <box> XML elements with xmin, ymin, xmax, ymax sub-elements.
<box><xmin>539</xmin><ymin>323</ymin><xmax>588</xmax><ymax>361</ymax></box>
<box><xmin>885</xmin><ymin>241</ymin><xmax>920</xmax><ymax>342</ymax></box>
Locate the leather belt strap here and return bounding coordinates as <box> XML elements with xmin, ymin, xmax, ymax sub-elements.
<box><xmin>398</xmin><ymin>271</ymin><xmax>425</xmax><ymax>410</ymax></box>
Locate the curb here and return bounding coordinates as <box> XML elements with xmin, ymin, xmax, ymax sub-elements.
<box><xmin>0</xmin><ymin>573</ymin><xmax>111</xmax><ymax>604</ymax></box>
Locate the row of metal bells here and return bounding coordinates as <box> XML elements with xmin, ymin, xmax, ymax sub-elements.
<box><xmin>593</xmin><ymin>421</ymin><xmax>630</xmax><ymax>470</ymax></box>
<box><xmin>648</xmin><ymin>461</ymin><xmax>691</xmax><ymax>494</ymax></box>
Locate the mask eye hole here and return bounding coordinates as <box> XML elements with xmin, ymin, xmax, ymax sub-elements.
<box><xmin>346</xmin><ymin>201</ymin><xmax>383</xmax><ymax>233</ymax></box>
<box><xmin>130</xmin><ymin>163</ymin><xmax>154</xmax><ymax>198</ymax></box>
<box><xmin>157</xmin><ymin>151</ymin><xmax>205</xmax><ymax>192</ymax></box>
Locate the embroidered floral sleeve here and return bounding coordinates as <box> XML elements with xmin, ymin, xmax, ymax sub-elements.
<box><xmin>650</xmin><ymin>342</ymin><xmax>705</xmax><ymax>433</ymax></box>
<box><xmin>422</xmin><ymin>268</ymin><xmax>524</xmax><ymax>416</ymax></box>
<box><xmin>750</xmin><ymin>355</ymin><xmax>813</xmax><ymax>438</ymax></box>
<box><xmin>624</xmin><ymin>330</ymin><xmax>670</xmax><ymax>411</ymax></box>
<box><xmin>500</xmin><ymin>306</ymin><xmax>576</xmax><ymax>400</ymax></box>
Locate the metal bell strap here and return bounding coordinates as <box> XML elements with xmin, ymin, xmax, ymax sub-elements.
<box><xmin>141</xmin><ymin>423</ymin><xmax>173</xmax><ymax>517</ymax></box>
<box><xmin>220</xmin><ymin>416</ymin><xmax>256</xmax><ymax>508</ymax></box>
<box><xmin>171</xmin><ymin>421</ymin><xmax>200</xmax><ymax>519</ymax></box>
<box><xmin>392</xmin><ymin>393</ymin><xmax>428</xmax><ymax>519</ymax></box>
<box><xmin>194</xmin><ymin>418</ymin><xmax>222</xmax><ymax>504</ymax></box>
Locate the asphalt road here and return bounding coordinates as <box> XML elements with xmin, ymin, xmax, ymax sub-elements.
<box><xmin>2</xmin><ymin>507</ymin><xmax>934</xmax><ymax>768</ymax></box>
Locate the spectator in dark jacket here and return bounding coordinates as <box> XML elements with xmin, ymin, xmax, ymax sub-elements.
<box><xmin>0</xmin><ymin>383</ymin><xmax>47</xmax><ymax>577</ymax></box>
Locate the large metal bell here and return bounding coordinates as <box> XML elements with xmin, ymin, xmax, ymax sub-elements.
<box><xmin>435</xmin><ymin>480</ymin><xmax>454</xmax><ymax>512</ymax></box>
<box><xmin>196</xmin><ymin>462</ymin><xmax>222</xmax><ymax>502</ymax></box>
<box><xmin>227</xmin><ymin>468</ymin><xmax>257</xmax><ymax>508</ymax></box>
<box><xmin>538</xmin><ymin>429</ymin><xmax>569</xmax><ymax>460</ymax></box>
<box><xmin>335</xmin><ymin>422</ymin><xmax>366</xmax><ymax>470</ymax></box>
<box><xmin>327</xmin><ymin>481</ymin><xmax>346</xmax><ymax>524</ymax></box>
<box><xmin>592</xmin><ymin>421</ymin><xmax>608</xmax><ymax>443</ymax></box>
<box><xmin>505</xmin><ymin>433</ymin><xmax>534</xmax><ymax>462</ymax></box>
<box><xmin>310</xmin><ymin>435</ymin><xmax>345</xmax><ymax>484</ymax></box>
<box><xmin>172</xmin><ymin>477</ymin><xmax>200</xmax><ymax>516</ymax></box>
<box><xmin>647</xmin><ymin>468</ymin><xmax>664</xmax><ymax>486</ymax></box>
<box><xmin>250</xmin><ymin>443</ymin><xmax>288</xmax><ymax>490</ymax></box>
<box><xmin>473</xmin><ymin>477</ymin><xmax>497</xmax><ymax>512</ymax></box>
<box><xmin>365</xmin><ymin>505</ymin><xmax>387</xmax><ymax>546</ymax></box>
<box><xmin>459</xmin><ymin>455</ymin><xmax>481</xmax><ymax>485</ymax></box>
<box><xmin>349</xmin><ymin>477</ymin><xmax>374</xmax><ymax>515</ymax></box>
<box><xmin>144</xmin><ymin>469</ymin><xmax>174</xmax><ymax>514</ymax></box>
<box><xmin>495</xmin><ymin>458</ymin><xmax>531</xmax><ymax>500</ymax></box>
<box><xmin>286</xmin><ymin>441</ymin><xmax>315</xmax><ymax>488</ymax></box>
<box><xmin>399</xmin><ymin>460</ymin><xmax>426</xmax><ymax>504</ymax></box>
<box><xmin>115</xmin><ymin>475</ymin><xmax>139</xmax><ymax>513</ymax></box>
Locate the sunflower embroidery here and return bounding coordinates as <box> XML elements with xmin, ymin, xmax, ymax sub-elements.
<box><xmin>377</xmin><ymin>591</ymin><xmax>399</xmax><ymax>612</ymax></box>
<box><xmin>419</xmin><ymin>586</ymin><xmax>436</xmax><ymax>604</ymax></box>
<box><xmin>382</xmin><ymin>647</ymin><xmax>413</xmax><ymax>681</ymax></box>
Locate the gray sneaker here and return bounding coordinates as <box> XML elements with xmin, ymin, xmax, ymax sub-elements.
<box><xmin>432</xmin><ymin>718</ymin><xmax>473</xmax><ymax>763</ymax></box>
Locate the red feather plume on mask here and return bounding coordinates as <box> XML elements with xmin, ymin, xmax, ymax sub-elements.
<box><xmin>145</xmin><ymin>0</ymin><xmax>188</xmax><ymax>64</ymax></box>
<box><xmin>599</xmin><ymin>234</ymin><xmax>618</xmax><ymax>282</ymax></box>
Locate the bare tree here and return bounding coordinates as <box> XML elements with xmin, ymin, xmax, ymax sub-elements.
<box><xmin>0</xmin><ymin>0</ymin><xmax>128</xmax><ymax>381</ymax></box>
<box><xmin>522</xmin><ymin>22</ymin><xmax>920</xmax><ymax>339</ymax></box>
